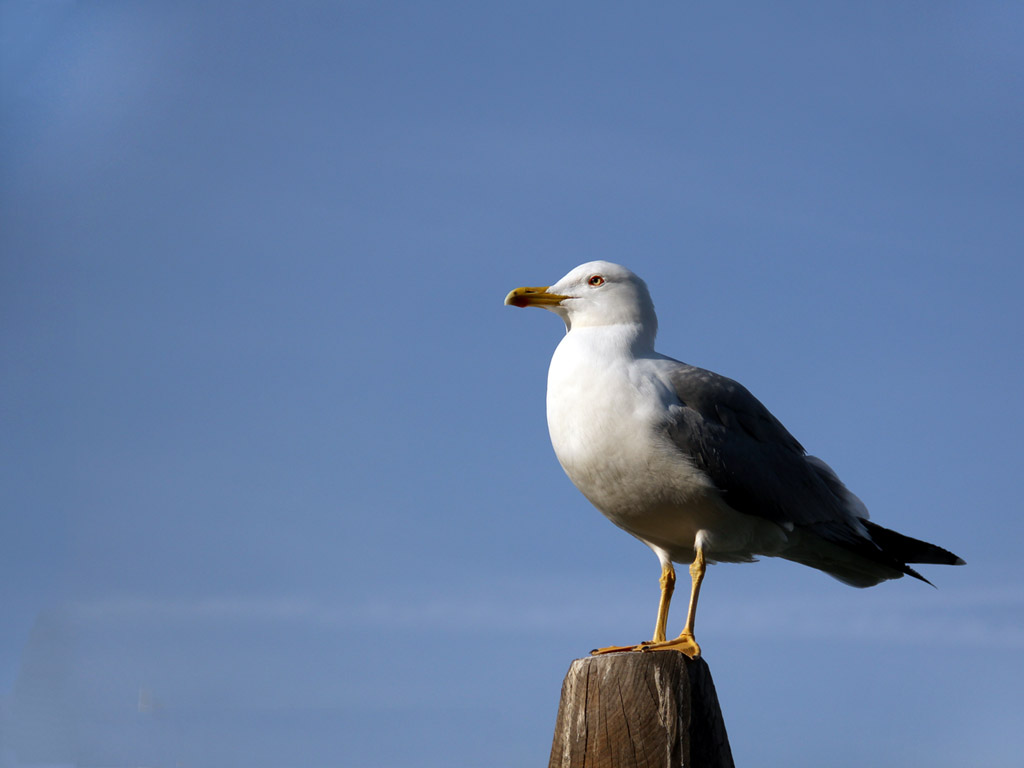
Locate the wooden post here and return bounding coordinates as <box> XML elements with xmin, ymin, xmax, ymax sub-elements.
<box><xmin>548</xmin><ymin>652</ymin><xmax>734</xmax><ymax>768</ymax></box>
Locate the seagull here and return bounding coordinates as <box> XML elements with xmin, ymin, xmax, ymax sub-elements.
<box><xmin>505</xmin><ymin>261</ymin><xmax>964</xmax><ymax>658</ymax></box>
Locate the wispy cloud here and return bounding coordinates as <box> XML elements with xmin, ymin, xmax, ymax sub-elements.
<box><xmin>62</xmin><ymin>581</ymin><xmax>1024</xmax><ymax>649</ymax></box>
<box><xmin>697</xmin><ymin>584</ymin><xmax>1024</xmax><ymax>649</ymax></box>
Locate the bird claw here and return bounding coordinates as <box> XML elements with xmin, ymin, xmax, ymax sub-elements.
<box><xmin>590</xmin><ymin>635</ymin><xmax>700</xmax><ymax>658</ymax></box>
<box><xmin>590</xmin><ymin>643</ymin><xmax>642</xmax><ymax>656</ymax></box>
<box><xmin>640</xmin><ymin>633</ymin><xmax>701</xmax><ymax>658</ymax></box>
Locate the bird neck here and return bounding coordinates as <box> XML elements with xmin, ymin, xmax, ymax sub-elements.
<box><xmin>567</xmin><ymin>322</ymin><xmax>656</xmax><ymax>358</ymax></box>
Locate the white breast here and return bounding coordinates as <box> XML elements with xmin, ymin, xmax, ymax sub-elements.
<box><xmin>545</xmin><ymin>327</ymin><xmax>788</xmax><ymax>563</ymax></box>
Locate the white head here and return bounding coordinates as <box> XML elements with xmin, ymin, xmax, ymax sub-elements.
<box><xmin>505</xmin><ymin>261</ymin><xmax>658</xmax><ymax>339</ymax></box>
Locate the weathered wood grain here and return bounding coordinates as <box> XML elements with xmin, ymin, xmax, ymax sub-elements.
<box><xmin>548</xmin><ymin>652</ymin><xmax>734</xmax><ymax>768</ymax></box>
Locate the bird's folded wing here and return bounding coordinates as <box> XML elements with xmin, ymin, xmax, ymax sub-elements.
<box><xmin>662</xmin><ymin>362</ymin><xmax>866</xmax><ymax>545</ymax></box>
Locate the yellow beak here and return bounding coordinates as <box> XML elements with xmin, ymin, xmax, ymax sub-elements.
<box><xmin>504</xmin><ymin>286</ymin><xmax>570</xmax><ymax>308</ymax></box>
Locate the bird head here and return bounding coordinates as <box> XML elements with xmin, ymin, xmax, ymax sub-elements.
<box><xmin>505</xmin><ymin>261</ymin><xmax>658</xmax><ymax>337</ymax></box>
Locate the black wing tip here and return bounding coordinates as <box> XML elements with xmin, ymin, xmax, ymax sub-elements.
<box><xmin>903</xmin><ymin>565</ymin><xmax>936</xmax><ymax>588</ymax></box>
<box><xmin>904</xmin><ymin>554</ymin><xmax>965</xmax><ymax>588</ymax></box>
<box><xmin>862</xmin><ymin>520</ymin><xmax>964</xmax><ymax>567</ymax></box>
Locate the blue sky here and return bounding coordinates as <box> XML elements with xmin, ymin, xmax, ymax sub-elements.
<box><xmin>2</xmin><ymin>2</ymin><xmax>1022</xmax><ymax>766</ymax></box>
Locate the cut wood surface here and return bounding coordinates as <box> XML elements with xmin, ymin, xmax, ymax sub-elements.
<box><xmin>548</xmin><ymin>652</ymin><xmax>734</xmax><ymax>768</ymax></box>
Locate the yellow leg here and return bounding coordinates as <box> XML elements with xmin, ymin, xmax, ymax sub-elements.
<box><xmin>590</xmin><ymin>550</ymin><xmax>707</xmax><ymax>659</ymax></box>
<box><xmin>591</xmin><ymin>559</ymin><xmax>676</xmax><ymax>655</ymax></box>
<box><xmin>638</xmin><ymin>547</ymin><xmax>705</xmax><ymax>658</ymax></box>
<box><xmin>673</xmin><ymin>547</ymin><xmax>706</xmax><ymax>656</ymax></box>
<box><xmin>652</xmin><ymin>560</ymin><xmax>675</xmax><ymax>643</ymax></box>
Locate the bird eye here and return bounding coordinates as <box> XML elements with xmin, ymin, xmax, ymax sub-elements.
<box><xmin>588</xmin><ymin>275</ymin><xmax>605</xmax><ymax>286</ymax></box>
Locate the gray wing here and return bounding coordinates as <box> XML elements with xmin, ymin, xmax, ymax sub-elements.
<box><xmin>660</xmin><ymin>361</ymin><xmax>963</xmax><ymax>583</ymax></box>
<box><xmin>661</xmin><ymin>362</ymin><xmax>866</xmax><ymax>545</ymax></box>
